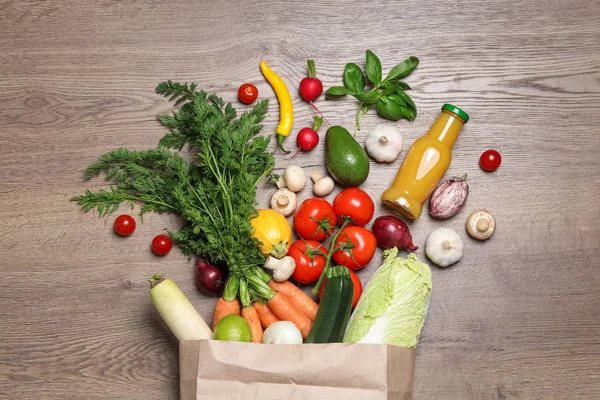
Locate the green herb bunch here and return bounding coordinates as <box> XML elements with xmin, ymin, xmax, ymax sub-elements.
<box><xmin>326</xmin><ymin>50</ymin><xmax>419</xmax><ymax>130</ymax></box>
<box><xmin>72</xmin><ymin>81</ymin><xmax>279</xmax><ymax>302</ymax></box>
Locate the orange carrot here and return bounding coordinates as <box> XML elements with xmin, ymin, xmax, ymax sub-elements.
<box><xmin>212</xmin><ymin>297</ymin><xmax>241</xmax><ymax>330</ymax></box>
<box><xmin>268</xmin><ymin>280</ymin><xmax>319</xmax><ymax>321</ymax></box>
<box><xmin>267</xmin><ymin>292</ymin><xmax>312</xmax><ymax>339</ymax></box>
<box><xmin>253</xmin><ymin>302</ymin><xmax>280</xmax><ymax>329</ymax></box>
<box><xmin>242</xmin><ymin>306</ymin><xmax>263</xmax><ymax>343</ymax></box>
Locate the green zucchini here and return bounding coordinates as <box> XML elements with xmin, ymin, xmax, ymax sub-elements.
<box><xmin>305</xmin><ymin>266</ymin><xmax>354</xmax><ymax>343</ymax></box>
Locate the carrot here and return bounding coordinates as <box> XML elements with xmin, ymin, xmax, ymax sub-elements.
<box><xmin>268</xmin><ymin>280</ymin><xmax>319</xmax><ymax>321</ymax></box>
<box><xmin>212</xmin><ymin>297</ymin><xmax>241</xmax><ymax>330</ymax></box>
<box><xmin>242</xmin><ymin>306</ymin><xmax>263</xmax><ymax>343</ymax></box>
<box><xmin>267</xmin><ymin>292</ymin><xmax>312</xmax><ymax>339</ymax></box>
<box><xmin>253</xmin><ymin>302</ymin><xmax>280</xmax><ymax>329</ymax></box>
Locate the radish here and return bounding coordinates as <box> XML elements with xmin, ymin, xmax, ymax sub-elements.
<box><xmin>299</xmin><ymin>60</ymin><xmax>330</xmax><ymax>125</ymax></box>
<box><xmin>291</xmin><ymin>116</ymin><xmax>323</xmax><ymax>158</ymax></box>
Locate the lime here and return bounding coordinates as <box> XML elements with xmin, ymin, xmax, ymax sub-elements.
<box><xmin>213</xmin><ymin>314</ymin><xmax>252</xmax><ymax>342</ymax></box>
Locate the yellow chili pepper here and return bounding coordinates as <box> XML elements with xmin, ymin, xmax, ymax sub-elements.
<box><xmin>260</xmin><ymin>60</ymin><xmax>294</xmax><ymax>154</ymax></box>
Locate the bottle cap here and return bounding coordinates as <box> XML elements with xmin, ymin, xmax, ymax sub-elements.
<box><xmin>442</xmin><ymin>104</ymin><xmax>469</xmax><ymax>123</ymax></box>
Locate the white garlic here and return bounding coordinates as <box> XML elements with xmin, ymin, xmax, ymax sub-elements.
<box><xmin>425</xmin><ymin>227</ymin><xmax>464</xmax><ymax>267</ymax></box>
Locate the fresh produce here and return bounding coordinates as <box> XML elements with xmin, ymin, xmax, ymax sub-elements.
<box><xmin>262</xmin><ymin>321</ymin><xmax>303</xmax><ymax>344</ymax></box>
<box><xmin>343</xmin><ymin>249</ymin><xmax>431</xmax><ymax>347</ymax></box>
<box><xmin>213</xmin><ymin>314</ymin><xmax>252</xmax><ymax>342</ymax></box>
<box><xmin>265</xmin><ymin>290</ymin><xmax>313</xmax><ymax>339</ymax></box>
<box><xmin>264</xmin><ymin>256</ymin><xmax>296</xmax><ymax>282</ymax></box>
<box><xmin>333</xmin><ymin>187</ymin><xmax>374</xmax><ymax>226</ymax></box>
<box><xmin>114</xmin><ymin>214</ymin><xmax>136</xmax><ymax>236</ymax></box>
<box><xmin>372</xmin><ymin>215</ymin><xmax>418</xmax><ymax>251</ymax></box>
<box><xmin>466</xmin><ymin>209</ymin><xmax>496</xmax><ymax>240</ymax></box>
<box><xmin>253</xmin><ymin>302</ymin><xmax>280</xmax><ymax>329</ymax></box>
<box><xmin>429</xmin><ymin>175</ymin><xmax>469</xmax><ymax>219</ymax></box>
<box><xmin>283</xmin><ymin>165</ymin><xmax>306</xmax><ymax>192</ymax></box>
<box><xmin>325</xmin><ymin>125</ymin><xmax>370</xmax><ymax>187</ymax></box>
<box><xmin>250</xmin><ymin>209</ymin><xmax>292</xmax><ymax>258</ymax></box>
<box><xmin>318</xmin><ymin>268</ymin><xmax>363</xmax><ymax>308</ymax></box>
<box><xmin>299</xmin><ymin>60</ymin><xmax>330</xmax><ymax>125</ymax></box>
<box><xmin>288</xmin><ymin>239</ymin><xmax>328</xmax><ymax>284</ymax></box>
<box><xmin>381</xmin><ymin>104</ymin><xmax>469</xmax><ymax>220</ymax></box>
<box><xmin>480</xmin><ymin>149</ymin><xmax>502</xmax><ymax>172</ymax></box>
<box><xmin>213</xmin><ymin>296</ymin><xmax>241</xmax><ymax>329</ymax></box>
<box><xmin>305</xmin><ymin>267</ymin><xmax>354</xmax><ymax>343</ymax></box>
<box><xmin>268</xmin><ymin>279</ymin><xmax>319</xmax><ymax>321</ymax></box>
<box><xmin>332</xmin><ymin>226</ymin><xmax>377</xmax><ymax>270</ymax></box>
<box><xmin>149</xmin><ymin>274</ymin><xmax>212</xmax><ymax>341</ymax></box>
<box><xmin>310</xmin><ymin>172</ymin><xmax>335</xmax><ymax>197</ymax></box>
<box><xmin>293</xmin><ymin>198</ymin><xmax>337</xmax><ymax>241</ymax></box>
<box><xmin>260</xmin><ymin>60</ymin><xmax>294</xmax><ymax>153</ymax></box>
<box><xmin>239</xmin><ymin>279</ymin><xmax>263</xmax><ymax>343</ymax></box>
<box><xmin>425</xmin><ymin>227</ymin><xmax>464</xmax><ymax>267</ymax></box>
<box><xmin>294</xmin><ymin>116</ymin><xmax>323</xmax><ymax>155</ymax></box>
<box><xmin>326</xmin><ymin>50</ymin><xmax>419</xmax><ymax>130</ymax></box>
<box><xmin>195</xmin><ymin>260</ymin><xmax>226</xmax><ymax>296</ymax></box>
<box><xmin>364</xmin><ymin>123</ymin><xmax>404</xmax><ymax>162</ymax></box>
<box><xmin>238</xmin><ymin>83</ymin><xmax>258</xmax><ymax>104</ymax></box>
<box><xmin>270</xmin><ymin>188</ymin><xmax>297</xmax><ymax>217</ymax></box>
<box><xmin>151</xmin><ymin>234</ymin><xmax>172</xmax><ymax>255</ymax></box>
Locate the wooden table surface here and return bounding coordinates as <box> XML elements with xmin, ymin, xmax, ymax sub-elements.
<box><xmin>1</xmin><ymin>0</ymin><xmax>599</xmax><ymax>399</ymax></box>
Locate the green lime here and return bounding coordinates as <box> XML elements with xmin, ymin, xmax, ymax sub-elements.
<box><xmin>213</xmin><ymin>314</ymin><xmax>252</xmax><ymax>342</ymax></box>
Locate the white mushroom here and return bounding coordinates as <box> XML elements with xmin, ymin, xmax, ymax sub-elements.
<box><xmin>466</xmin><ymin>210</ymin><xmax>496</xmax><ymax>240</ymax></box>
<box><xmin>311</xmin><ymin>172</ymin><xmax>335</xmax><ymax>197</ymax></box>
<box><xmin>283</xmin><ymin>165</ymin><xmax>306</xmax><ymax>192</ymax></box>
<box><xmin>276</xmin><ymin>175</ymin><xmax>287</xmax><ymax>189</ymax></box>
<box><xmin>270</xmin><ymin>188</ymin><xmax>297</xmax><ymax>217</ymax></box>
<box><xmin>264</xmin><ymin>256</ymin><xmax>296</xmax><ymax>282</ymax></box>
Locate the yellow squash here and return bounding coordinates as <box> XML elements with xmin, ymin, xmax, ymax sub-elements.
<box><xmin>250</xmin><ymin>208</ymin><xmax>292</xmax><ymax>258</ymax></box>
<box><xmin>260</xmin><ymin>60</ymin><xmax>294</xmax><ymax>154</ymax></box>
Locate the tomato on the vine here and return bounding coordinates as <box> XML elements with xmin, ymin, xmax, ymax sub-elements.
<box><xmin>332</xmin><ymin>226</ymin><xmax>377</xmax><ymax>270</ymax></box>
<box><xmin>238</xmin><ymin>83</ymin><xmax>258</xmax><ymax>104</ymax></box>
<box><xmin>480</xmin><ymin>149</ymin><xmax>502</xmax><ymax>172</ymax></box>
<box><xmin>318</xmin><ymin>268</ymin><xmax>363</xmax><ymax>308</ymax></box>
<box><xmin>152</xmin><ymin>234</ymin><xmax>172</xmax><ymax>255</ymax></box>
<box><xmin>333</xmin><ymin>188</ymin><xmax>374</xmax><ymax>226</ymax></box>
<box><xmin>287</xmin><ymin>239</ymin><xmax>328</xmax><ymax>284</ymax></box>
<box><xmin>114</xmin><ymin>214</ymin><xmax>136</xmax><ymax>236</ymax></box>
<box><xmin>293</xmin><ymin>198</ymin><xmax>337</xmax><ymax>241</ymax></box>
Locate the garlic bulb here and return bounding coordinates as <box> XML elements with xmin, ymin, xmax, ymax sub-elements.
<box><xmin>425</xmin><ymin>227</ymin><xmax>464</xmax><ymax>267</ymax></box>
<box><xmin>364</xmin><ymin>124</ymin><xmax>403</xmax><ymax>163</ymax></box>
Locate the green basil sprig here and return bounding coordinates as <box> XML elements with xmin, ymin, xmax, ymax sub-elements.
<box><xmin>326</xmin><ymin>50</ymin><xmax>419</xmax><ymax>130</ymax></box>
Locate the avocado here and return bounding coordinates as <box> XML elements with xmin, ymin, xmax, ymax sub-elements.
<box><xmin>325</xmin><ymin>126</ymin><xmax>370</xmax><ymax>187</ymax></box>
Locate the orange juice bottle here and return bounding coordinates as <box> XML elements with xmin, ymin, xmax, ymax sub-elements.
<box><xmin>381</xmin><ymin>104</ymin><xmax>469</xmax><ymax>219</ymax></box>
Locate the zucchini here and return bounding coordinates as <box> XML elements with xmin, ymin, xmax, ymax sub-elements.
<box><xmin>305</xmin><ymin>266</ymin><xmax>354</xmax><ymax>343</ymax></box>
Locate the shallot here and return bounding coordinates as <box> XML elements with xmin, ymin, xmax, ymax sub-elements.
<box><xmin>372</xmin><ymin>215</ymin><xmax>418</xmax><ymax>251</ymax></box>
<box><xmin>429</xmin><ymin>175</ymin><xmax>469</xmax><ymax>219</ymax></box>
<box><xmin>195</xmin><ymin>260</ymin><xmax>226</xmax><ymax>296</ymax></box>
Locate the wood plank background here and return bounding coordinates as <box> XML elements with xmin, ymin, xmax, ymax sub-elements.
<box><xmin>1</xmin><ymin>0</ymin><xmax>599</xmax><ymax>398</ymax></box>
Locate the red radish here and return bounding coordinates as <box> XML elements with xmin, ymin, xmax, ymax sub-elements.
<box><xmin>299</xmin><ymin>60</ymin><xmax>330</xmax><ymax>125</ymax></box>
<box><xmin>195</xmin><ymin>259</ymin><xmax>226</xmax><ymax>296</ymax></box>
<box><xmin>372</xmin><ymin>215</ymin><xmax>418</xmax><ymax>251</ymax></box>
<box><xmin>291</xmin><ymin>116</ymin><xmax>323</xmax><ymax>158</ymax></box>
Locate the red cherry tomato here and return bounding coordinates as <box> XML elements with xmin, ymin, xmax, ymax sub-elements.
<box><xmin>287</xmin><ymin>240</ymin><xmax>328</xmax><ymax>284</ymax></box>
<box><xmin>152</xmin><ymin>234</ymin><xmax>172</xmax><ymax>255</ymax></box>
<box><xmin>332</xmin><ymin>226</ymin><xmax>377</xmax><ymax>270</ymax></box>
<box><xmin>293</xmin><ymin>198</ymin><xmax>337</xmax><ymax>241</ymax></box>
<box><xmin>318</xmin><ymin>268</ymin><xmax>363</xmax><ymax>308</ymax></box>
<box><xmin>238</xmin><ymin>83</ymin><xmax>258</xmax><ymax>104</ymax></box>
<box><xmin>333</xmin><ymin>188</ymin><xmax>374</xmax><ymax>226</ymax></box>
<box><xmin>114</xmin><ymin>214</ymin><xmax>136</xmax><ymax>236</ymax></box>
<box><xmin>480</xmin><ymin>149</ymin><xmax>502</xmax><ymax>172</ymax></box>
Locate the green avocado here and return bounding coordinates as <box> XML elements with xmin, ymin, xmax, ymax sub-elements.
<box><xmin>325</xmin><ymin>126</ymin><xmax>370</xmax><ymax>187</ymax></box>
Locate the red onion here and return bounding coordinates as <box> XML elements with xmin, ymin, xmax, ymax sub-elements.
<box><xmin>372</xmin><ymin>215</ymin><xmax>418</xmax><ymax>251</ymax></box>
<box><xmin>429</xmin><ymin>175</ymin><xmax>469</xmax><ymax>219</ymax></box>
<box><xmin>195</xmin><ymin>260</ymin><xmax>226</xmax><ymax>296</ymax></box>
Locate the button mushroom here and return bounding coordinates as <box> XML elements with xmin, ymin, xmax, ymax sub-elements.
<box><xmin>270</xmin><ymin>188</ymin><xmax>297</xmax><ymax>217</ymax></box>
<box><xmin>311</xmin><ymin>172</ymin><xmax>335</xmax><ymax>197</ymax></box>
<box><xmin>283</xmin><ymin>165</ymin><xmax>306</xmax><ymax>192</ymax></box>
<box><xmin>466</xmin><ymin>210</ymin><xmax>496</xmax><ymax>240</ymax></box>
<box><xmin>264</xmin><ymin>256</ymin><xmax>296</xmax><ymax>282</ymax></box>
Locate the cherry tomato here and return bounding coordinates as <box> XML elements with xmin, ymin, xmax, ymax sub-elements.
<box><xmin>152</xmin><ymin>234</ymin><xmax>172</xmax><ymax>255</ymax></box>
<box><xmin>333</xmin><ymin>188</ymin><xmax>374</xmax><ymax>226</ymax></box>
<box><xmin>114</xmin><ymin>214</ymin><xmax>136</xmax><ymax>236</ymax></box>
<box><xmin>332</xmin><ymin>226</ymin><xmax>377</xmax><ymax>270</ymax></box>
<box><xmin>238</xmin><ymin>83</ymin><xmax>258</xmax><ymax>104</ymax></box>
<box><xmin>288</xmin><ymin>240</ymin><xmax>328</xmax><ymax>284</ymax></box>
<box><xmin>293</xmin><ymin>198</ymin><xmax>337</xmax><ymax>241</ymax></box>
<box><xmin>480</xmin><ymin>149</ymin><xmax>502</xmax><ymax>172</ymax></box>
<box><xmin>318</xmin><ymin>268</ymin><xmax>363</xmax><ymax>308</ymax></box>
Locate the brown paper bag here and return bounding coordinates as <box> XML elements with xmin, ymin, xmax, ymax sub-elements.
<box><xmin>180</xmin><ymin>340</ymin><xmax>415</xmax><ymax>400</ymax></box>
